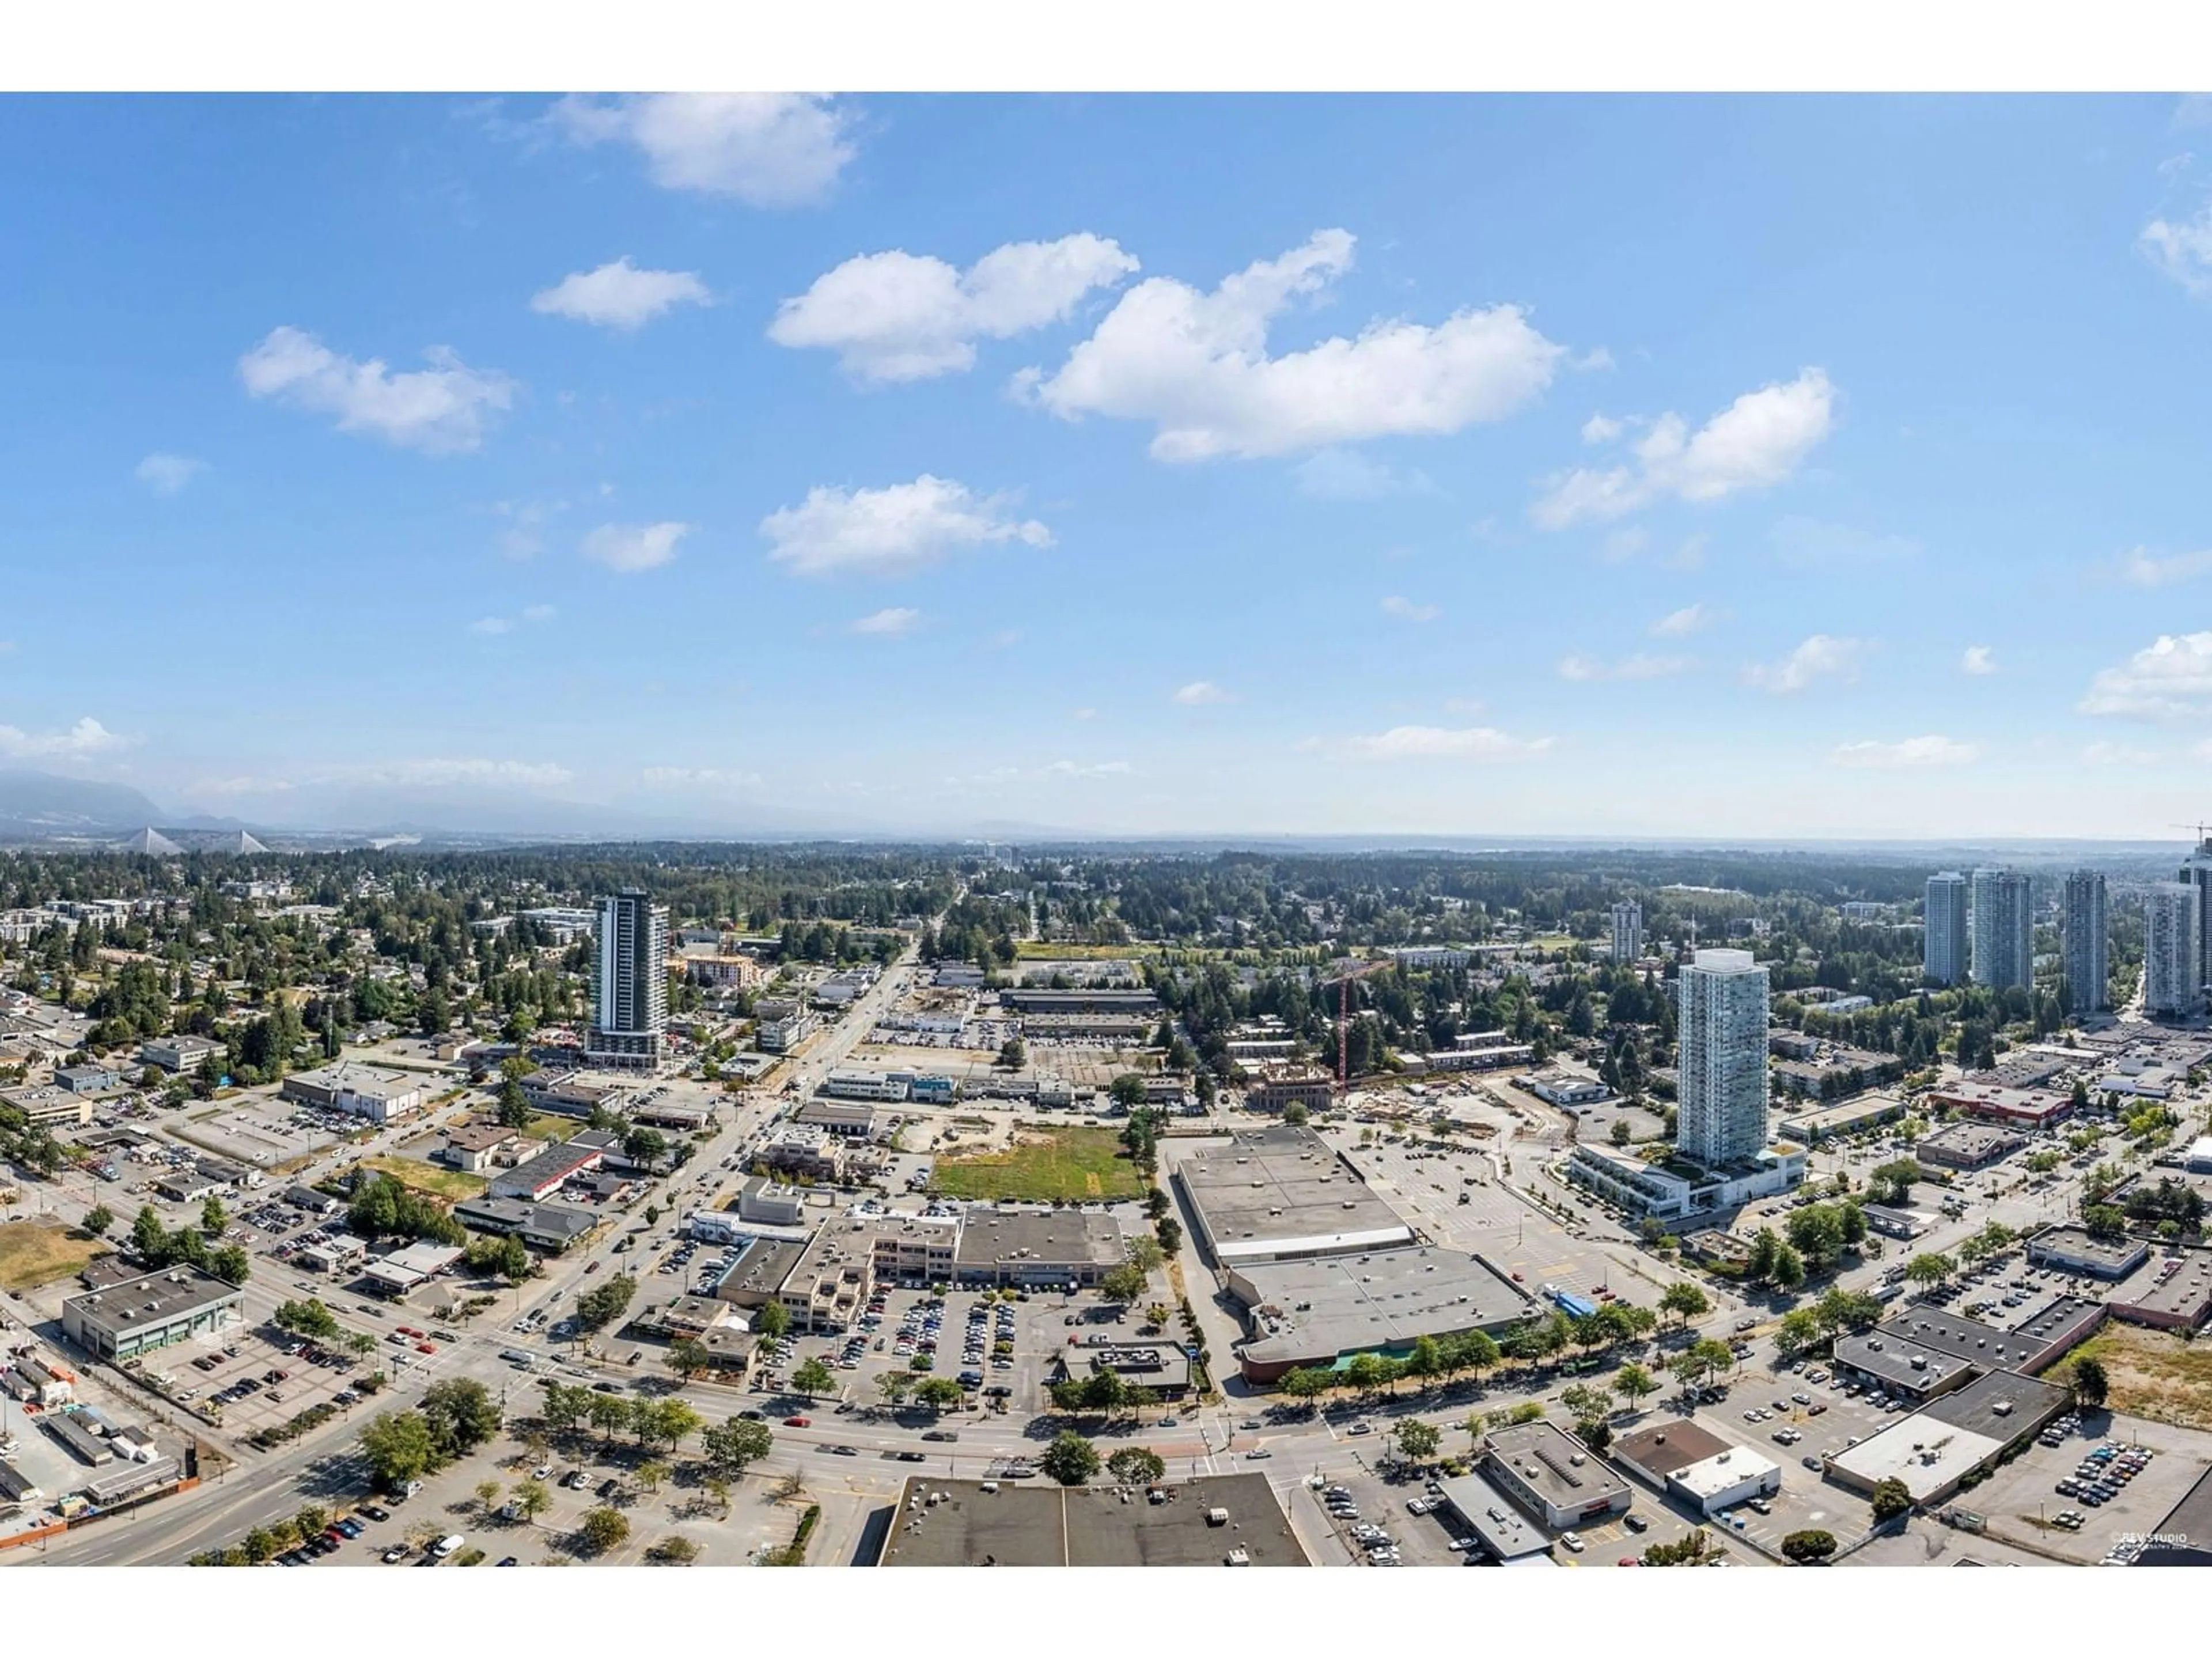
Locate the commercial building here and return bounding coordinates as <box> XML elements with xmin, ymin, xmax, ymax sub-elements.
<box><xmin>952</xmin><ymin>1209</ymin><xmax>1126</xmax><ymax>1289</ymax></box>
<box><xmin>359</xmin><ymin>1241</ymin><xmax>464</xmax><ymax>1296</ymax></box>
<box><xmin>1173</xmin><ymin>1126</ymin><xmax>1415</xmax><ymax>1268</ymax></box>
<box><xmin>1915</xmin><ymin>1121</ymin><xmax>2028</xmax><ymax>1171</ymax></box>
<box><xmin>1832</xmin><ymin>1300</ymin><xmax>2104</xmax><ymax>1403</ymax></box>
<box><xmin>1054</xmin><ymin>1334</ymin><xmax>1194</xmax><ymax>1399</ymax></box>
<box><xmin>1777</xmin><ymin>1093</ymin><xmax>1908</xmax><ymax>1145</ymax></box>
<box><xmin>1228</xmin><ymin>1244</ymin><xmax>1531</xmax><ymax>1384</ymax></box>
<box><xmin>753</xmin><ymin>1015</ymin><xmax>812</xmax><ymax>1053</ymax></box>
<box><xmin>449</xmin><ymin>1195</ymin><xmax>599</xmax><ymax>1253</ymax></box>
<box><xmin>628</xmin><ymin>1096</ymin><xmax>716</xmax><ymax>1132</ymax></box>
<box><xmin>440</xmin><ymin>1124</ymin><xmax>525</xmax><ymax>1173</ymax></box>
<box><xmin>281</xmin><ymin>1063</ymin><xmax>427</xmax><ymax>1123</ymax></box>
<box><xmin>1609</xmin><ymin>900</ymin><xmax>1643</xmax><ymax>965</ymax></box>
<box><xmin>139</xmin><ymin>1033</ymin><xmax>224</xmax><ymax>1074</ymax></box>
<box><xmin>488</xmin><ymin>1138</ymin><xmax>607</xmax><ymax>1201</ymax></box>
<box><xmin>999</xmin><ymin>988</ymin><xmax>1162</xmax><ymax>1018</ymax></box>
<box><xmin>55</xmin><ymin>1064</ymin><xmax>120</xmax><ymax>1095</ymax></box>
<box><xmin>1478</xmin><ymin>1421</ymin><xmax>1633</xmax><ymax>1531</ymax></box>
<box><xmin>518</xmin><ymin>1070</ymin><xmax>627</xmax><ymax>1119</ymax></box>
<box><xmin>2062</xmin><ymin>870</ymin><xmax>2109</xmax><ymax>1014</ymax></box>
<box><xmin>1675</xmin><ymin>949</ymin><xmax>1770</xmax><ymax>1169</ymax></box>
<box><xmin>1969</xmin><ymin>868</ymin><xmax>2033</xmax><ymax>993</ymax></box>
<box><xmin>1611</xmin><ymin>1422</ymin><xmax>1779</xmax><ymax>1518</ymax></box>
<box><xmin>735</xmin><ymin>1176</ymin><xmax>808</xmax><ymax>1228</ymax></box>
<box><xmin>759</xmin><ymin>1123</ymin><xmax>847</xmax><ymax>1183</ymax></box>
<box><xmin>2025</xmin><ymin>1224</ymin><xmax>2151</xmax><ymax>1280</ymax></box>
<box><xmin>1924</xmin><ymin>872</ymin><xmax>1969</xmax><ymax>986</ymax></box>
<box><xmin>60</xmin><ymin>1266</ymin><xmax>243</xmax><ymax>1361</ymax></box>
<box><xmin>1564</xmin><ymin>1139</ymin><xmax>1807</xmax><ymax>1222</ymax></box>
<box><xmin>1517</xmin><ymin>1070</ymin><xmax>1610</xmax><ymax>1108</ymax></box>
<box><xmin>809</xmin><ymin>1080</ymin><xmax>898</xmax><ymax>1116</ymax></box>
<box><xmin>2</xmin><ymin>1087</ymin><xmax>91</xmax><ymax>1130</ymax></box>
<box><xmin>2109</xmin><ymin>1249</ymin><xmax>2212</xmax><ymax>1331</ymax></box>
<box><xmin>1923</xmin><ymin>1080</ymin><xmax>2075</xmax><ymax>1130</ymax></box>
<box><xmin>2146</xmin><ymin>881</ymin><xmax>2201</xmax><ymax>1018</ymax></box>
<box><xmin>1244</xmin><ymin>1075</ymin><xmax>1335</xmax><ymax>1115</ymax></box>
<box><xmin>870</xmin><ymin>1215</ymin><xmax>960</xmax><ymax>1285</ymax></box>
<box><xmin>586</xmin><ymin>889</ymin><xmax>669</xmax><ymax>1070</ymax></box>
<box><xmin>1390</xmin><ymin>947</ymin><xmax>1473</xmax><ymax>969</ymax></box>
<box><xmin>1825</xmin><ymin>1368</ymin><xmax>2069</xmax><ymax>1506</ymax></box>
<box><xmin>874</xmin><ymin>1473</ymin><xmax>1309</xmax><ymax>1567</ymax></box>
<box><xmin>1433</xmin><ymin>1470</ymin><xmax>1554</xmax><ymax>1563</ymax></box>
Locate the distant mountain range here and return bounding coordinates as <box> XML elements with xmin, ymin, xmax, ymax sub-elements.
<box><xmin>0</xmin><ymin>769</ymin><xmax>168</xmax><ymax>838</ymax></box>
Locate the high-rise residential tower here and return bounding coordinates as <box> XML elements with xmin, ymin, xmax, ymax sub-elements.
<box><xmin>1675</xmin><ymin>948</ymin><xmax>1770</xmax><ymax>1169</ymax></box>
<box><xmin>2146</xmin><ymin>882</ymin><xmax>2201</xmax><ymax>1020</ymax></box>
<box><xmin>2179</xmin><ymin>837</ymin><xmax>2212</xmax><ymax>1004</ymax></box>
<box><xmin>1923</xmin><ymin>871</ymin><xmax>1969</xmax><ymax>986</ymax></box>
<box><xmin>1969</xmin><ymin>867</ymin><xmax>2033</xmax><ymax>993</ymax></box>
<box><xmin>2060</xmin><ymin>869</ymin><xmax>2108</xmax><ymax>1015</ymax></box>
<box><xmin>1609</xmin><ymin>900</ymin><xmax>1643</xmax><ymax>967</ymax></box>
<box><xmin>586</xmin><ymin>888</ymin><xmax>669</xmax><ymax>1069</ymax></box>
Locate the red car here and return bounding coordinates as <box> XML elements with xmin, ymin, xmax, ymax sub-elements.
<box><xmin>784</xmin><ymin>1415</ymin><xmax>811</xmax><ymax>1427</ymax></box>
<box><xmin>415</xmin><ymin>1342</ymin><xmax>436</xmax><ymax>1354</ymax></box>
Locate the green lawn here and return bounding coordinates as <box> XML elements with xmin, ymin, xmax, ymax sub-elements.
<box><xmin>931</xmin><ymin>1127</ymin><xmax>1147</xmax><ymax>1202</ymax></box>
<box><xmin>0</xmin><ymin>1219</ymin><xmax>108</xmax><ymax>1291</ymax></box>
<box><xmin>361</xmin><ymin>1156</ymin><xmax>488</xmax><ymax>1202</ymax></box>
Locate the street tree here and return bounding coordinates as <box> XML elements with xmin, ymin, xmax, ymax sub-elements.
<box><xmin>792</xmin><ymin>1357</ymin><xmax>837</xmax><ymax>1396</ymax></box>
<box><xmin>1392</xmin><ymin>1418</ymin><xmax>1442</xmax><ymax>1465</ymax></box>
<box><xmin>512</xmin><ymin>1479</ymin><xmax>552</xmax><ymax>1522</ymax></box>
<box><xmin>1659</xmin><ymin>1282</ymin><xmax>1711</xmax><ymax>1327</ymax></box>
<box><xmin>359</xmin><ymin>1409</ymin><xmax>436</xmax><ymax>1491</ymax></box>
<box><xmin>1106</xmin><ymin>1446</ymin><xmax>1167</xmax><ymax>1485</ymax></box>
<box><xmin>1613</xmin><ymin>1363</ymin><xmax>1658</xmax><ymax>1407</ymax></box>
<box><xmin>577</xmin><ymin>1506</ymin><xmax>630</xmax><ymax>1556</ymax></box>
<box><xmin>1041</xmin><ymin>1430</ymin><xmax>1103</xmax><ymax>1486</ymax></box>
<box><xmin>700</xmin><ymin>1416</ymin><xmax>773</xmax><ymax>1476</ymax></box>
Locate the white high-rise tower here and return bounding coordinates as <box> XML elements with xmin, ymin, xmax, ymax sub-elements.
<box><xmin>1675</xmin><ymin>948</ymin><xmax>1770</xmax><ymax>1169</ymax></box>
<box><xmin>1609</xmin><ymin>900</ymin><xmax>1643</xmax><ymax>966</ymax></box>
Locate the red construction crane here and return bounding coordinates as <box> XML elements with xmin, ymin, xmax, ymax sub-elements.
<box><xmin>1324</xmin><ymin>956</ymin><xmax>1393</xmax><ymax>1096</ymax></box>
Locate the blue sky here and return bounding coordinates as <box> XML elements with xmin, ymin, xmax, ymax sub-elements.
<box><xmin>6</xmin><ymin>92</ymin><xmax>2212</xmax><ymax>838</ymax></box>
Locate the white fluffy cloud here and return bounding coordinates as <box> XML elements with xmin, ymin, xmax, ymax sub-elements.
<box><xmin>1745</xmin><ymin>634</ymin><xmax>1868</xmax><ymax>694</ymax></box>
<box><xmin>1960</xmin><ymin>645</ymin><xmax>1997</xmax><ymax>676</ymax></box>
<box><xmin>2080</xmin><ymin>631</ymin><xmax>2212</xmax><ymax>718</ymax></box>
<box><xmin>1532</xmin><ymin>369</ymin><xmax>1835</xmax><ymax>528</ymax></box>
<box><xmin>1650</xmin><ymin>603</ymin><xmax>1713</xmax><ymax>638</ymax></box>
<box><xmin>2140</xmin><ymin>206</ymin><xmax>2212</xmax><ymax>296</ymax></box>
<box><xmin>1332</xmin><ymin>724</ymin><xmax>1552</xmax><ymax>762</ymax></box>
<box><xmin>1172</xmin><ymin>681</ymin><xmax>1235</xmax><ymax>706</ymax></box>
<box><xmin>760</xmin><ymin>475</ymin><xmax>1050</xmax><ymax>578</ymax></box>
<box><xmin>1556</xmin><ymin>653</ymin><xmax>1691</xmax><ymax>681</ymax></box>
<box><xmin>2120</xmin><ymin>547</ymin><xmax>2212</xmax><ymax>586</ymax></box>
<box><xmin>552</xmin><ymin>93</ymin><xmax>855</xmax><ymax>207</ymax></box>
<box><xmin>238</xmin><ymin>326</ymin><xmax>516</xmax><ymax>454</ymax></box>
<box><xmin>849</xmin><ymin>607</ymin><xmax>921</xmax><ymax>637</ymax></box>
<box><xmin>532</xmin><ymin>257</ymin><xmax>711</xmax><ymax>331</ymax></box>
<box><xmin>582</xmin><ymin>521</ymin><xmax>688</xmax><ymax>573</ymax></box>
<box><xmin>1580</xmin><ymin>413</ymin><xmax>1623</xmax><ymax>445</ymax></box>
<box><xmin>0</xmin><ymin>716</ymin><xmax>127</xmax><ymax>760</ymax></box>
<box><xmin>1830</xmin><ymin>735</ymin><xmax>1980</xmax><ymax>769</ymax></box>
<box><xmin>1021</xmin><ymin>229</ymin><xmax>1564</xmax><ymax>461</ymax></box>
<box><xmin>770</xmin><ymin>234</ymin><xmax>1137</xmax><ymax>382</ymax></box>
<box><xmin>1294</xmin><ymin>448</ymin><xmax>1435</xmax><ymax>499</ymax></box>
<box><xmin>134</xmin><ymin>452</ymin><xmax>206</xmax><ymax>494</ymax></box>
<box><xmin>1380</xmin><ymin>596</ymin><xmax>1440</xmax><ymax>622</ymax></box>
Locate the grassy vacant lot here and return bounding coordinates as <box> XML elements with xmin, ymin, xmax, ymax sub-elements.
<box><xmin>361</xmin><ymin>1155</ymin><xmax>488</xmax><ymax>1202</ymax></box>
<box><xmin>932</xmin><ymin>1127</ymin><xmax>1147</xmax><ymax>1202</ymax></box>
<box><xmin>1013</xmin><ymin>942</ymin><xmax>1150</xmax><ymax>961</ymax></box>
<box><xmin>0</xmin><ymin>1219</ymin><xmax>108</xmax><ymax>1291</ymax></box>
<box><xmin>2050</xmin><ymin>1324</ymin><xmax>2212</xmax><ymax>1431</ymax></box>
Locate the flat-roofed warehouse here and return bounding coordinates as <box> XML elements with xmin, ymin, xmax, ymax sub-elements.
<box><xmin>1173</xmin><ymin>1126</ymin><xmax>1414</xmax><ymax>1268</ymax></box>
<box><xmin>953</xmin><ymin>1210</ymin><xmax>1126</xmax><ymax>1288</ymax></box>
<box><xmin>874</xmin><ymin>1474</ymin><xmax>1307</xmax><ymax>1566</ymax></box>
<box><xmin>1230</xmin><ymin>1244</ymin><xmax>1532</xmax><ymax>1383</ymax></box>
<box><xmin>60</xmin><ymin>1265</ymin><xmax>243</xmax><ymax>1361</ymax></box>
<box><xmin>1825</xmin><ymin>1367</ymin><xmax>2069</xmax><ymax>1506</ymax></box>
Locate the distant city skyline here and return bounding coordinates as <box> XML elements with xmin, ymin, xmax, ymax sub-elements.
<box><xmin>5</xmin><ymin>94</ymin><xmax>2212</xmax><ymax>838</ymax></box>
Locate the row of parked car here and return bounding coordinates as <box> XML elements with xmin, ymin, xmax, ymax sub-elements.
<box><xmin>2055</xmin><ymin>1441</ymin><xmax>2157</xmax><ymax>1508</ymax></box>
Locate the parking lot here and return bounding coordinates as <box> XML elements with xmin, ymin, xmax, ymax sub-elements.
<box><xmin>1965</xmin><ymin>1410</ymin><xmax>2212</xmax><ymax>1563</ymax></box>
<box><xmin>775</xmin><ymin>1281</ymin><xmax>1088</xmax><ymax>1415</ymax></box>
<box><xmin>156</xmin><ymin>1315</ymin><xmax>373</xmax><ymax>1435</ymax></box>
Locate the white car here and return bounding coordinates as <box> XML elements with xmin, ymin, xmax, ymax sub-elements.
<box><xmin>1558</xmin><ymin>1531</ymin><xmax>1585</xmax><ymax>1553</ymax></box>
